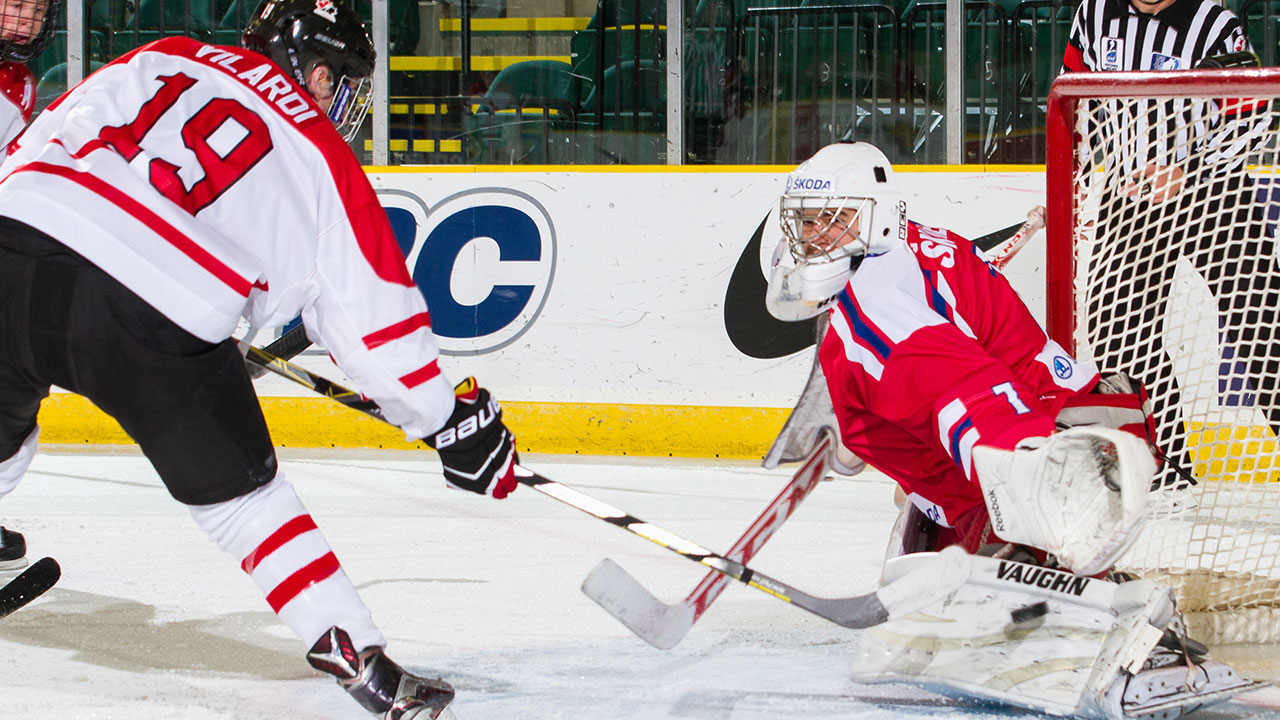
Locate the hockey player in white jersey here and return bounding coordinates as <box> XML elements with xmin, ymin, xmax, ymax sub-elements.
<box><xmin>765</xmin><ymin>142</ymin><xmax>1262</xmax><ymax>718</ymax></box>
<box><xmin>0</xmin><ymin>0</ymin><xmax>58</xmax><ymax>572</ymax></box>
<box><xmin>0</xmin><ymin>1</ymin><xmax>518</xmax><ymax>717</ymax></box>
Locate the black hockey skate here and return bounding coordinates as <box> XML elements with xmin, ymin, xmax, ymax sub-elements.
<box><xmin>307</xmin><ymin>626</ymin><xmax>455</xmax><ymax>720</ymax></box>
<box><xmin>0</xmin><ymin>527</ymin><xmax>28</xmax><ymax>572</ymax></box>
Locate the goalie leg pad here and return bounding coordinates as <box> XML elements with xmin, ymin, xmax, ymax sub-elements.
<box><xmin>853</xmin><ymin>553</ymin><xmax>1175</xmax><ymax>718</ymax></box>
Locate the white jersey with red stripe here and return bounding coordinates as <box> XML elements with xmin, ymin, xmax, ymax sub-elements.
<box><xmin>820</xmin><ymin>221</ymin><xmax>1100</xmax><ymax>526</ymax></box>
<box><xmin>0</xmin><ymin>37</ymin><xmax>456</xmax><ymax>439</ymax></box>
<box><xmin>0</xmin><ymin>61</ymin><xmax>34</xmax><ymax>151</ymax></box>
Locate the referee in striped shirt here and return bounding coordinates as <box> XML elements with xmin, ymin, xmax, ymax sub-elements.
<box><xmin>1060</xmin><ymin>0</ymin><xmax>1280</xmax><ymax>487</ymax></box>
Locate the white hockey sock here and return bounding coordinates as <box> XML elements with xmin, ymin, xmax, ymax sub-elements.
<box><xmin>188</xmin><ymin>475</ymin><xmax>385</xmax><ymax>651</ymax></box>
<box><xmin>0</xmin><ymin>425</ymin><xmax>39</xmax><ymax>498</ymax></box>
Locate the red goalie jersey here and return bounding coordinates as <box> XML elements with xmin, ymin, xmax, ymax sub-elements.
<box><xmin>0</xmin><ymin>37</ymin><xmax>457</xmax><ymax>438</ymax></box>
<box><xmin>820</xmin><ymin>221</ymin><xmax>1100</xmax><ymax>527</ymax></box>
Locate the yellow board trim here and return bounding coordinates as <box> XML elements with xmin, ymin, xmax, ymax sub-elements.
<box><xmin>39</xmin><ymin>395</ymin><xmax>1280</xmax><ymax>468</ymax></box>
<box><xmin>389</xmin><ymin>56</ymin><xmax>571</xmax><ymax>72</ymax></box>
<box><xmin>439</xmin><ymin>17</ymin><xmax>590</xmax><ymax>32</ymax></box>
<box><xmin>36</xmin><ymin>394</ymin><xmax>790</xmax><ymax>459</ymax></box>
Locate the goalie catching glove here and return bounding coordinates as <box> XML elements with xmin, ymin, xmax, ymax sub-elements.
<box><xmin>972</xmin><ymin>426</ymin><xmax>1154</xmax><ymax>576</ymax></box>
<box><xmin>424</xmin><ymin>377</ymin><xmax>518</xmax><ymax>499</ymax></box>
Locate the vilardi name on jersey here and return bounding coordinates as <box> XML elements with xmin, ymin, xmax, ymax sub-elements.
<box><xmin>192</xmin><ymin>45</ymin><xmax>322</xmax><ymax>127</ymax></box>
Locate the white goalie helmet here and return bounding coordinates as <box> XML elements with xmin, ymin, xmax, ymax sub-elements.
<box><xmin>765</xmin><ymin>142</ymin><xmax>908</xmax><ymax>321</ymax></box>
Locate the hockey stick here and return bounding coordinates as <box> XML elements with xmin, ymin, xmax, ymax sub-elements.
<box><xmin>582</xmin><ymin>317</ymin><xmax>855</xmax><ymax>647</ymax></box>
<box><xmin>0</xmin><ymin>557</ymin><xmax>60</xmax><ymax>619</ymax></box>
<box><xmin>238</xmin><ymin>341</ymin><xmax>975</xmax><ymax>630</ymax></box>
<box><xmin>988</xmin><ymin>205</ymin><xmax>1046</xmax><ymax>270</ymax></box>
<box><xmin>582</xmin><ymin>430</ymin><xmax>834</xmax><ymax>648</ymax></box>
<box><xmin>246</xmin><ymin>324</ymin><xmax>313</xmax><ymax>380</ymax></box>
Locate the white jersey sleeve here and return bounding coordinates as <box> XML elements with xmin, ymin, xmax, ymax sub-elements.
<box><xmin>0</xmin><ymin>37</ymin><xmax>456</xmax><ymax>439</ymax></box>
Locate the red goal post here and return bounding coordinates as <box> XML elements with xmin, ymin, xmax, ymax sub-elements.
<box><xmin>1046</xmin><ymin>68</ymin><xmax>1280</xmax><ymax>644</ymax></box>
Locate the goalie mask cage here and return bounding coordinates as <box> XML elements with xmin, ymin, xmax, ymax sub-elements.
<box><xmin>1047</xmin><ymin>68</ymin><xmax>1280</xmax><ymax>645</ymax></box>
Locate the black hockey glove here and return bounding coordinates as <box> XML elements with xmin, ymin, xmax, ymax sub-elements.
<box><xmin>424</xmin><ymin>377</ymin><xmax>518</xmax><ymax>499</ymax></box>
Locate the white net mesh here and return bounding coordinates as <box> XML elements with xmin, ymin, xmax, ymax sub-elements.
<box><xmin>1059</xmin><ymin>79</ymin><xmax>1280</xmax><ymax>643</ymax></box>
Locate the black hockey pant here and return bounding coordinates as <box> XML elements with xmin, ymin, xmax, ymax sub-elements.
<box><xmin>0</xmin><ymin>218</ymin><xmax>277</xmax><ymax>505</ymax></box>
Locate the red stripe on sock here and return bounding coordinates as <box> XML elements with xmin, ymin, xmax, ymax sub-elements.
<box><xmin>241</xmin><ymin>515</ymin><xmax>318</xmax><ymax>574</ymax></box>
<box><xmin>265</xmin><ymin>552</ymin><xmax>341</xmax><ymax>612</ymax></box>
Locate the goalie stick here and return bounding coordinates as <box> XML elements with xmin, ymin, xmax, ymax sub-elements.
<box><xmin>583</xmin><ymin>316</ymin><xmax>843</xmax><ymax>648</ymax></box>
<box><xmin>582</xmin><ymin>430</ymin><xmax>834</xmax><ymax>648</ymax></box>
<box><xmin>238</xmin><ymin>341</ymin><xmax>975</xmax><ymax>630</ymax></box>
<box><xmin>0</xmin><ymin>557</ymin><xmax>60</xmax><ymax>619</ymax></box>
<box><xmin>988</xmin><ymin>205</ymin><xmax>1046</xmax><ymax>271</ymax></box>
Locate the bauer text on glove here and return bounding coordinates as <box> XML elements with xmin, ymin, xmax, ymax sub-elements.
<box><xmin>424</xmin><ymin>378</ymin><xmax>518</xmax><ymax>499</ymax></box>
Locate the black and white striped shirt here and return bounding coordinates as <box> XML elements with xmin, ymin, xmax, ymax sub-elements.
<box><xmin>1062</xmin><ymin>0</ymin><xmax>1263</xmax><ymax>175</ymax></box>
<box><xmin>1064</xmin><ymin>0</ymin><xmax>1250</xmax><ymax>73</ymax></box>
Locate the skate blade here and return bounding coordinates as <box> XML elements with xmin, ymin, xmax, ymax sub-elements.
<box><xmin>0</xmin><ymin>557</ymin><xmax>29</xmax><ymax>574</ymax></box>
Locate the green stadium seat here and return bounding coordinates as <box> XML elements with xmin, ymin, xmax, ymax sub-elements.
<box><xmin>132</xmin><ymin>0</ymin><xmax>217</xmax><ymax>33</ymax></box>
<box><xmin>579</xmin><ymin>57</ymin><xmax>665</xmax><ymax>127</ymax></box>
<box><xmin>484</xmin><ymin>59</ymin><xmax>580</xmax><ymax>106</ymax></box>
<box><xmin>26</xmin><ymin>30</ymin><xmax>109</xmax><ymax>86</ymax></box>
<box><xmin>1240</xmin><ymin>0</ymin><xmax>1280</xmax><ymax>66</ymax></box>
<box><xmin>570</xmin><ymin>0</ymin><xmax>665</xmax><ymax>105</ymax></box>
<box><xmin>463</xmin><ymin>60</ymin><xmax>583</xmax><ymax>163</ymax></box>
<box><xmin>87</xmin><ymin>0</ymin><xmax>131</xmax><ymax>30</ymax></box>
<box><xmin>357</xmin><ymin>0</ymin><xmax>421</xmax><ymax>56</ymax></box>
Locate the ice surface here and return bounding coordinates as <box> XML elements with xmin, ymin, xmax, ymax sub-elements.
<box><xmin>2</xmin><ymin>448</ymin><xmax>1279</xmax><ymax>719</ymax></box>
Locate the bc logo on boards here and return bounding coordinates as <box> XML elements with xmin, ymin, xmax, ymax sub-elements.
<box><xmin>378</xmin><ymin>188</ymin><xmax>557</xmax><ymax>357</ymax></box>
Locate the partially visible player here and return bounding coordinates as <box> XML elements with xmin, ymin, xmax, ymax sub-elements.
<box><xmin>0</xmin><ymin>0</ymin><xmax>54</xmax><ymax>146</ymax></box>
<box><xmin>1061</xmin><ymin>0</ymin><xmax>1280</xmax><ymax>487</ymax></box>
<box><xmin>765</xmin><ymin>141</ymin><xmax>1255</xmax><ymax>717</ymax></box>
<box><xmin>0</xmin><ymin>0</ymin><xmax>517</xmax><ymax>718</ymax></box>
<box><xmin>0</xmin><ymin>0</ymin><xmax>57</xmax><ymax>572</ymax></box>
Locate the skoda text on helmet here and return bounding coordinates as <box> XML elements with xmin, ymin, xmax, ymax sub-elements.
<box><xmin>242</xmin><ymin>0</ymin><xmax>375</xmax><ymax>141</ymax></box>
<box><xmin>0</xmin><ymin>0</ymin><xmax>59</xmax><ymax>63</ymax></box>
<box><xmin>765</xmin><ymin>142</ymin><xmax>907</xmax><ymax>321</ymax></box>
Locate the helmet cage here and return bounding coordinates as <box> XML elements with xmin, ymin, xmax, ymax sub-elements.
<box><xmin>327</xmin><ymin>73</ymin><xmax>372</xmax><ymax>142</ymax></box>
<box><xmin>779</xmin><ymin>194</ymin><xmax>875</xmax><ymax>267</ymax></box>
<box><xmin>0</xmin><ymin>0</ymin><xmax>58</xmax><ymax>63</ymax></box>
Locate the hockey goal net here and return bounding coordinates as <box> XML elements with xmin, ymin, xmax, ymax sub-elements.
<box><xmin>1047</xmin><ymin>68</ymin><xmax>1280</xmax><ymax>645</ymax></box>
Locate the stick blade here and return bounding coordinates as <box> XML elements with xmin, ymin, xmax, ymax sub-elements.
<box><xmin>0</xmin><ymin>556</ymin><xmax>60</xmax><ymax>619</ymax></box>
<box><xmin>582</xmin><ymin>558</ymin><xmax>694</xmax><ymax>650</ymax></box>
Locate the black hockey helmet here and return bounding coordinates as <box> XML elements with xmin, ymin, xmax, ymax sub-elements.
<box><xmin>0</xmin><ymin>0</ymin><xmax>60</xmax><ymax>63</ymax></box>
<box><xmin>243</xmin><ymin>0</ymin><xmax>375</xmax><ymax>140</ymax></box>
